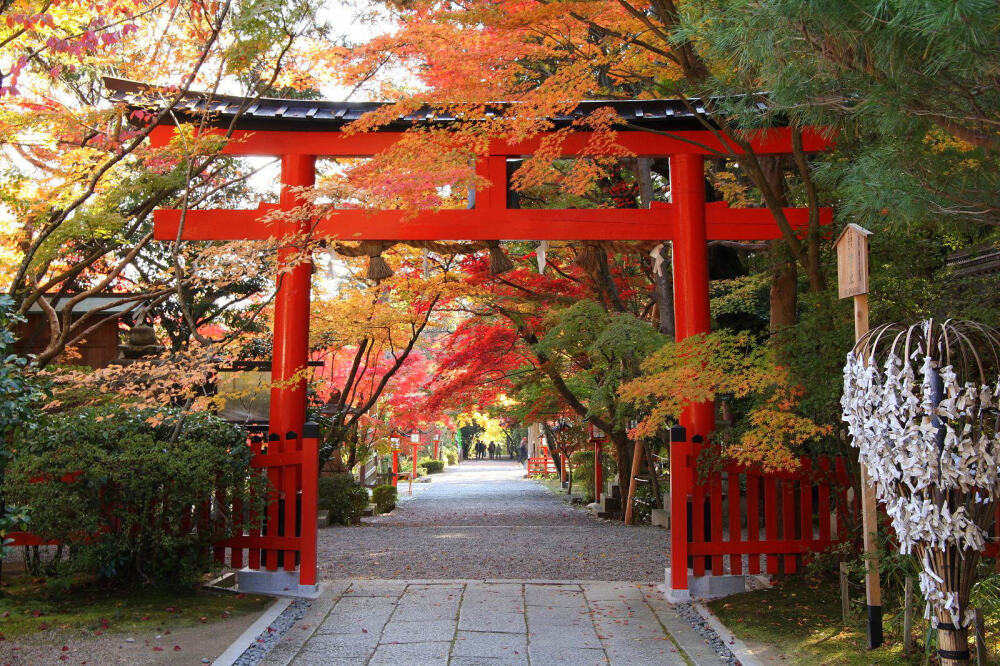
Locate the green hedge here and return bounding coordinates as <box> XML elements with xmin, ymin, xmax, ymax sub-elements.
<box><xmin>318</xmin><ymin>474</ymin><xmax>369</xmax><ymax>525</ymax></box>
<box><xmin>418</xmin><ymin>459</ymin><xmax>445</xmax><ymax>474</ymax></box>
<box><xmin>371</xmin><ymin>484</ymin><xmax>397</xmax><ymax>514</ymax></box>
<box><xmin>4</xmin><ymin>406</ymin><xmax>265</xmax><ymax>588</ymax></box>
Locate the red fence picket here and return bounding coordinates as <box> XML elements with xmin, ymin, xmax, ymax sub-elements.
<box><xmin>686</xmin><ymin>456</ymin><xmax>852</xmax><ymax>576</ymax></box>
<box><xmin>212</xmin><ymin>429</ymin><xmax>318</xmax><ymax>587</ymax></box>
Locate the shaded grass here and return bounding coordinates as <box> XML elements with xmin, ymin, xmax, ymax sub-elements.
<box><xmin>0</xmin><ymin>572</ymin><xmax>270</xmax><ymax>638</ymax></box>
<box><xmin>709</xmin><ymin>575</ymin><xmax>922</xmax><ymax>666</ymax></box>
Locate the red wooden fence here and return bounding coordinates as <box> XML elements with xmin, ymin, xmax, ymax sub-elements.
<box><xmin>526</xmin><ymin>457</ymin><xmax>557</xmax><ymax>476</ymax></box>
<box><xmin>686</xmin><ymin>457</ymin><xmax>852</xmax><ymax>576</ymax></box>
<box><xmin>211</xmin><ymin>430</ymin><xmax>318</xmax><ymax>587</ymax></box>
<box><xmin>7</xmin><ymin>429</ymin><xmax>320</xmax><ymax>590</ymax></box>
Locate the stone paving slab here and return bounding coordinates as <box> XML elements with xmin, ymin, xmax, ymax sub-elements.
<box><xmin>458</xmin><ymin>611</ymin><xmax>526</xmax><ymax>634</ymax></box>
<box><xmin>452</xmin><ymin>630</ymin><xmax>527</xmax><ymax>658</ymax></box>
<box><xmin>369</xmin><ymin>640</ymin><xmax>452</xmax><ymax>665</ymax></box>
<box><xmin>526</xmin><ymin>646</ymin><xmax>609</xmax><ymax>665</ymax></box>
<box><xmin>276</xmin><ymin>580</ymin><xmax>723</xmax><ymax>665</ymax></box>
<box><xmin>380</xmin><ymin>618</ymin><xmax>457</xmax><ymax>643</ymax></box>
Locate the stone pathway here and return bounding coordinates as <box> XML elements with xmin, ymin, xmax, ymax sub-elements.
<box><xmin>317</xmin><ymin>460</ymin><xmax>670</xmax><ymax>581</ymax></box>
<box><xmin>263</xmin><ymin>460</ymin><xmax>731</xmax><ymax>664</ymax></box>
<box><xmin>260</xmin><ymin>580</ymin><xmax>726</xmax><ymax>665</ymax></box>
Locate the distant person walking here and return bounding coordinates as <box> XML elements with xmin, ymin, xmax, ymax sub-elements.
<box><xmin>519</xmin><ymin>440</ymin><xmax>528</xmax><ymax>464</ymax></box>
<box><xmin>488</xmin><ymin>441</ymin><xmax>495</xmax><ymax>459</ymax></box>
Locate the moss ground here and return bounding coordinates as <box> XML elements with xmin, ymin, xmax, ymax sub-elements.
<box><xmin>709</xmin><ymin>574</ymin><xmax>1000</xmax><ymax>666</ymax></box>
<box><xmin>0</xmin><ymin>571</ymin><xmax>270</xmax><ymax>639</ymax></box>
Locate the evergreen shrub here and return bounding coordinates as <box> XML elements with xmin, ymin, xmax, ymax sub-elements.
<box><xmin>371</xmin><ymin>484</ymin><xmax>397</xmax><ymax>514</ymax></box>
<box><xmin>4</xmin><ymin>406</ymin><xmax>264</xmax><ymax>588</ymax></box>
<box><xmin>418</xmin><ymin>459</ymin><xmax>445</xmax><ymax>474</ymax></box>
<box><xmin>318</xmin><ymin>474</ymin><xmax>369</xmax><ymax>525</ymax></box>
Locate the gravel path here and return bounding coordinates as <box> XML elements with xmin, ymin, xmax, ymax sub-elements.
<box><xmin>317</xmin><ymin>460</ymin><xmax>670</xmax><ymax>581</ymax></box>
<box><xmin>233</xmin><ymin>600</ymin><xmax>311</xmax><ymax>666</ymax></box>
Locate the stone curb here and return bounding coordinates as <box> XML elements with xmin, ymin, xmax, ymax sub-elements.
<box><xmin>692</xmin><ymin>601</ymin><xmax>763</xmax><ymax>666</ymax></box>
<box><xmin>213</xmin><ymin>596</ymin><xmax>291</xmax><ymax>666</ymax></box>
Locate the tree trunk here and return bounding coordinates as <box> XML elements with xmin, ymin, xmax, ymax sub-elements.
<box><xmin>759</xmin><ymin>156</ymin><xmax>798</xmax><ymax>332</ymax></box>
<box><xmin>636</xmin><ymin>157</ymin><xmax>675</xmax><ymax>337</ymax></box>
<box><xmin>653</xmin><ymin>248</ymin><xmax>676</xmax><ymax>337</ymax></box>
<box><xmin>769</xmin><ymin>240</ymin><xmax>798</xmax><ymax>332</ymax></box>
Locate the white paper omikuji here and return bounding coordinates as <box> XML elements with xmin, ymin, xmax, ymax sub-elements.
<box><xmin>842</xmin><ymin>323</ymin><xmax>1000</xmax><ymax>630</ymax></box>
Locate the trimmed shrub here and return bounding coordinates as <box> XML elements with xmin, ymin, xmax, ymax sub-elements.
<box><xmin>4</xmin><ymin>406</ymin><xmax>265</xmax><ymax>588</ymax></box>
<box><xmin>371</xmin><ymin>484</ymin><xmax>397</xmax><ymax>514</ymax></box>
<box><xmin>445</xmin><ymin>451</ymin><xmax>458</xmax><ymax>465</ymax></box>
<box><xmin>418</xmin><ymin>459</ymin><xmax>445</xmax><ymax>474</ymax></box>
<box><xmin>318</xmin><ymin>474</ymin><xmax>369</xmax><ymax>525</ymax></box>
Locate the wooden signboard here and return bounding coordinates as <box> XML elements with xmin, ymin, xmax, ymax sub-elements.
<box><xmin>835</xmin><ymin>222</ymin><xmax>882</xmax><ymax>649</ymax></box>
<box><xmin>835</xmin><ymin>223</ymin><xmax>872</xmax><ymax>299</ymax></box>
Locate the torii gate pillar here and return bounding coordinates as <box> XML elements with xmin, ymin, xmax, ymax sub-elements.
<box><xmin>666</xmin><ymin>153</ymin><xmax>717</xmax><ymax>602</ymax></box>
<box><xmin>270</xmin><ymin>154</ymin><xmax>316</xmax><ymax>437</ymax></box>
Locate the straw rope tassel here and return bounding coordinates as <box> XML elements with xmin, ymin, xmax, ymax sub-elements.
<box><xmin>361</xmin><ymin>241</ymin><xmax>394</xmax><ymax>281</ymax></box>
<box><xmin>486</xmin><ymin>240</ymin><xmax>514</xmax><ymax>275</ymax></box>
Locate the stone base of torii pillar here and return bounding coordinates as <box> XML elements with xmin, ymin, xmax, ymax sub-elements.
<box><xmin>237</xmin><ymin>568</ymin><xmax>322</xmax><ymax>599</ymax></box>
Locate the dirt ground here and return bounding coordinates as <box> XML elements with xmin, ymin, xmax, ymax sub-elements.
<box><xmin>0</xmin><ymin>603</ymin><xmax>271</xmax><ymax>665</ymax></box>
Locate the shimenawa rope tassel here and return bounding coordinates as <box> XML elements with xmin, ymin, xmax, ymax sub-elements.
<box><xmin>360</xmin><ymin>241</ymin><xmax>394</xmax><ymax>281</ymax></box>
<box><xmin>486</xmin><ymin>240</ymin><xmax>514</xmax><ymax>275</ymax></box>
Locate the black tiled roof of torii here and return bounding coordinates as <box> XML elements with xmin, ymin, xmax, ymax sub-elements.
<box><xmin>103</xmin><ymin>77</ymin><xmax>760</xmax><ymax>132</ymax></box>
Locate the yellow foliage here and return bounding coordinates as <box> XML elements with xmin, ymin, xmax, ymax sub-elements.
<box><xmin>620</xmin><ymin>332</ymin><xmax>830</xmax><ymax>472</ymax></box>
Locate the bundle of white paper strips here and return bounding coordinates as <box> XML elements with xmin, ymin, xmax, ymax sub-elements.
<box><xmin>842</xmin><ymin>321</ymin><xmax>1000</xmax><ymax>629</ymax></box>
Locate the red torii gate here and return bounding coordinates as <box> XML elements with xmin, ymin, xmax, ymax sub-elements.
<box><xmin>111</xmin><ymin>79</ymin><xmax>832</xmax><ymax>599</ymax></box>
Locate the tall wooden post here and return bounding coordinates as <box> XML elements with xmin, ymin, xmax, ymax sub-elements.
<box><xmin>624</xmin><ymin>439</ymin><xmax>644</xmax><ymax>525</ymax></box>
<box><xmin>269</xmin><ymin>154</ymin><xmax>316</xmax><ymax>437</ymax></box>
<box><xmin>836</xmin><ymin>223</ymin><xmax>882</xmax><ymax>649</ymax></box>
<box><xmin>667</xmin><ymin>153</ymin><xmax>712</xmax><ymax>600</ymax></box>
